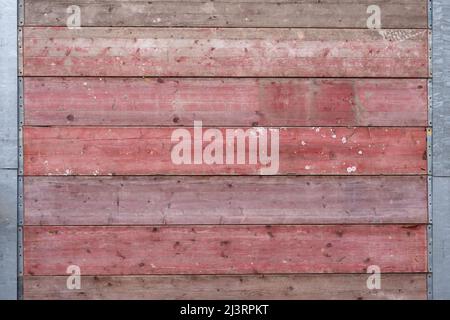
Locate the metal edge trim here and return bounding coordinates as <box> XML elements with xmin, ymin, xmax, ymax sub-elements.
<box><xmin>427</xmin><ymin>0</ymin><xmax>433</xmax><ymax>300</ymax></box>
<box><xmin>18</xmin><ymin>0</ymin><xmax>24</xmax><ymax>26</ymax></box>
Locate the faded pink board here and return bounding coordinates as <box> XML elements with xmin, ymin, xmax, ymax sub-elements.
<box><xmin>24</xmin><ymin>126</ymin><xmax>427</xmax><ymax>176</ymax></box>
<box><xmin>24</xmin><ymin>225</ymin><xmax>427</xmax><ymax>275</ymax></box>
<box><xmin>24</xmin><ymin>176</ymin><xmax>428</xmax><ymax>225</ymax></box>
<box><xmin>24</xmin><ymin>78</ymin><xmax>428</xmax><ymax>127</ymax></box>
<box><xmin>23</xmin><ymin>27</ymin><xmax>429</xmax><ymax>77</ymax></box>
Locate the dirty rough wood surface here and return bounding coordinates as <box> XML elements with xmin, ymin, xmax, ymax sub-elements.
<box><xmin>23</xmin><ymin>126</ymin><xmax>427</xmax><ymax>176</ymax></box>
<box><xmin>23</xmin><ymin>27</ymin><xmax>429</xmax><ymax>77</ymax></box>
<box><xmin>24</xmin><ymin>176</ymin><xmax>428</xmax><ymax>225</ymax></box>
<box><xmin>21</xmin><ymin>0</ymin><xmax>431</xmax><ymax>300</ymax></box>
<box><xmin>24</xmin><ymin>77</ymin><xmax>428</xmax><ymax>127</ymax></box>
<box><xmin>24</xmin><ymin>127</ymin><xmax>427</xmax><ymax>175</ymax></box>
<box><xmin>24</xmin><ymin>225</ymin><xmax>427</xmax><ymax>275</ymax></box>
<box><xmin>24</xmin><ymin>0</ymin><xmax>428</xmax><ymax>28</ymax></box>
<box><xmin>24</xmin><ymin>274</ymin><xmax>427</xmax><ymax>300</ymax></box>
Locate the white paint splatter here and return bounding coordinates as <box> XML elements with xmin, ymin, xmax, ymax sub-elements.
<box><xmin>341</xmin><ymin>137</ymin><xmax>347</xmax><ymax>144</ymax></box>
<box><xmin>346</xmin><ymin>166</ymin><xmax>357</xmax><ymax>173</ymax></box>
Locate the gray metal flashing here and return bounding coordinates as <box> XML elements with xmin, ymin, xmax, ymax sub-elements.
<box><xmin>0</xmin><ymin>0</ymin><xmax>18</xmax><ymax>169</ymax></box>
<box><xmin>432</xmin><ymin>0</ymin><xmax>450</xmax><ymax>300</ymax></box>
<box><xmin>433</xmin><ymin>0</ymin><xmax>450</xmax><ymax>177</ymax></box>
<box><xmin>428</xmin><ymin>79</ymin><xmax>433</xmax><ymax>127</ymax></box>
<box><xmin>17</xmin><ymin>1</ymin><xmax>24</xmax><ymax>300</ymax></box>
<box><xmin>432</xmin><ymin>178</ymin><xmax>450</xmax><ymax>299</ymax></box>
<box><xmin>18</xmin><ymin>27</ymin><xmax>23</xmax><ymax>77</ymax></box>
<box><xmin>0</xmin><ymin>0</ymin><xmax>18</xmax><ymax>300</ymax></box>
<box><xmin>18</xmin><ymin>79</ymin><xmax>24</xmax><ymax>177</ymax></box>
<box><xmin>0</xmin><ymin>170</ymin><xmax>18</xmax><ymax>300</ymax></box>
<box><xmin>18</xmin><ymin>0</ymin><xmax>24</xmax><ymax>26</ymax></box>
<box><xmin>18</xmin><ymin>77</ymin><xmax>24</xmax><ymax>127</ymax></box>
<box><xmin>429</xmin><ymin>0</ymin><xmax>433</xmax><ymax>29</ymax></box>
<box><xmin>17</xmin><ymin>224</ymin><xmax>23</xmax><ymax>300</ymax></box>
<box><xmin>428</xmin><ymin>128</ymin><xmax>433</xmax><ymax>176</ymax></box>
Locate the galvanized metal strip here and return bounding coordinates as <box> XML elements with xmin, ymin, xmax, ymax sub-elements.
<box><xmin>432</xmin><ymin>177</ymin><xmax>450</xmax><ymax>299</ymax></box>
<box><xmin>18</xmin><ymin>78</ymin><xmax>24</xmax><ymax>176</ymax></box>
<box><xmin>18</xmin><ymin>27</ymin><xmax>23</xmax><ymax>77</ymax></box>
<box><xmin>18</xmin><ymin>77</ymin><xmax>23</xmax><ymax>127</ymax></box>
<box><xmin>427</xmin><ymin>127</ymin><xmax>433</xmax><ymax>300</ymax></box>
<box><xmin>0</xmin><ymin>169</ymin><xmax>18</xmax><ymax>300</ymax></box>
<box><xmin>429</xmin><ymin>0</ymin><xmax>433</xmax><ymax>29</ymax></box>
<box><xmin>433</xmin><ymin>0</ymin><xmax>450</xmax><ymax>177</ymax></box>
<box><xmin>18</xmin><ymin>0</ymin><xmax>24</xmax><ymax>26</ymax></box>
<box><xmin>428</xmin><ymin>79</ymin><xmax>433</xmax><ymax>127</ymax></box>
<box><xmin>17</xmin><ymin>224</ymin><xmax>23</xmax><ymax>300</ymax></box>
<box><xmin>0</xmin><ymin>0</ymin><xmax>18</xmax><ymax>169</ymax></box>
<box><xmin>0</xmin><ymin>0</ymin><xmax>18</xmax><ymax>300</ymax></box>
<box><xmin>17</xmin><ymin>1</ymin><xmax>24</xmax><ymax>300</ymax></box>
<box><xmin>432</xmin><ymin>0</ymin><xmax>450</xmax><ymax>300</ymax></box>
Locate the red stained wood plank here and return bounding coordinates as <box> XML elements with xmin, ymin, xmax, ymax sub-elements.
<box><xmin>23</xmin><ymin>27</ymin><xmax>428</xmax><ymax>77</ymax></box>
<box><xmin>24</xmin><ymin>176</ymin><xmax>428</xmax><ymax>225</ymax></box>
<box><xmin>24</xmin><ymin>274</ymin><xmax>427</xmax><ymax>300</ymax></box>
<box><xmin>23</xmin><ymin>126</ymin><xmax>427</xmax><ymax>176</ymax></box>
<box><xmin>24</xmin><ymin>0</ymin><xmax>428</xmax><ymax>28</ymax></box>
<box><xmin>24</xmin><ymin>78</ymin><xmax>428</xmax><ymax>127</ymax></box>
<box><xmin>24</xmin><ymin>225</ymin><xmax>427</xmax><ymax>275</ymax></box>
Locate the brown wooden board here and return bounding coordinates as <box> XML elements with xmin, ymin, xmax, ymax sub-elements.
<box><xmin>24</xmin><ymin>0</ymin><xmax>428</xmax><ymax>28</ymax></box>
<box><xmin>24</xmin><ymin>274</ymin><xmax>427</xmax><ymax>300</ymax></box>
<box><xmin>24</xmin><ymin>176</ymin><xmax>428</xmax><ymax>225</ymax></box>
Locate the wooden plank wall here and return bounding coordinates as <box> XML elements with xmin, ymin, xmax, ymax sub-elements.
<box><xmin>22</xmin><ymin>0</ymin><xmax>430</xmax><ymax>299</ymax></box>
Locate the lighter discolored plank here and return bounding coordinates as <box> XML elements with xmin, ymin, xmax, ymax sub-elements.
<box><xmin>24</xmin><ymin>274</ymin><xmax>427</xmax><ymax>300</ymax></box>
<box><xmin>23</xmin><ymin>126</ymin><xmax>427</xmax><ymax>176</ymax></box>
<box><xmin>24</xmin><ymin>0</ymin><xmax>428</xmax><ymax>28</ymax></box>
<box><xmin>24</xmin><ymin>225</ymin><xmax>427</xmax><ymax>275</ymax></box>
<box><xmin>24</xmin><ymin>78</ymin><xmax>428</xmax><ymax>127</ymax></box>
<box><xmin>23</xmin><ymin>27</ymin><xmax>428</xmax><ymax>77</ymax></box>
<box><xmin>24</xmin><ymin>176</ymin><xmax>428</xmax><ymax>225</ymax></box>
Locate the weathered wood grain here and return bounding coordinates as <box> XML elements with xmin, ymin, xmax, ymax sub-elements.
<box><xmin>24</xmin><ymin>176</ymin><xmax>428</xmax><ymax>225</ymax></box>
<box><xmin>23</xmin><ymin>27</ymin><xmax>428</xmax><ymax>77</ymax></box>
<box><xmin>24</xmin><ymin>0</ymin><xmax>428</xmax><ymax>28</ymax></box>
<box><xmin>24</xmin><ymin>274</ymin><xmax>427</xmax><ymax>300</ymax></box>
<box><xmin>24</xmin><ymin>78</ymin><xmax>428</xmax><ymax>127</ymax></box>
<box><xmin>24</xmin><ymin>225</ymin><xmax>427</xmax><ymax>275</ymax></box>
<box><xmin>23</xmin><ymin>126</ymin><xmax>427</xmax><ymax>176</ymax></box>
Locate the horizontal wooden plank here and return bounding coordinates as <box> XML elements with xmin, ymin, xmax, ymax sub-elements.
<box><xmin>24</xmin><ymin>78</ymin><xmax>428</xmax><ymax>127</ymax></box>
<box><xmin>23</xmin><ymin>126</ymin><xmax>427</xmax><ymax>176</ymax></box>
<box><xmin>24</xmin><ymin>225</ymin><xmax>427</xmax><ymax>275</ymax></box>
<box><xmin>24</xmin><ymin>0</ymin><xmax>428</xmax><ymax>28</ymax></box>
<box><xmin>24</xmin><ymin>176</ymin><xmax>428</xmax><ymax>225</ymax></box>
<box><xmin>23</xmin><ymin>27</ymin><xmax>428</xmax><ymax>77</ymax></box>
<box><xmin>24</xmin><ymin>274</ymin><xmax>427</xmax><ymax>300</ymax></box>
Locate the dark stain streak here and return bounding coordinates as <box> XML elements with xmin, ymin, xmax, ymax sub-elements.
<box><xmin>116</xmin><ymin>251</ymin><xmax>126</xmax><ymax>260</ymax></box>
